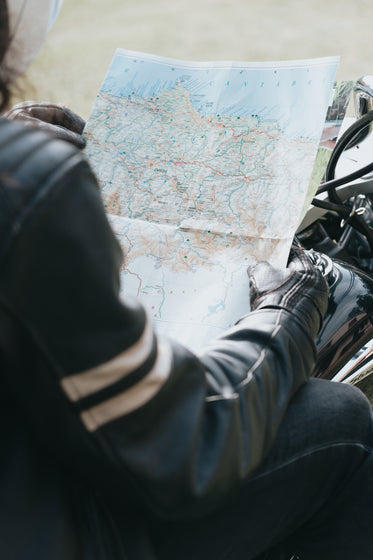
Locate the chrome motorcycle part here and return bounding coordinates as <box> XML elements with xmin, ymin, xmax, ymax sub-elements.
<box><xmin>323</xmin><ymin>109</ymin><xmax>373</xmax><ymax>199</ymax></box>
<box><xmin>305</xmin><ymin>250</ymin><xmax>334</xmax><ymax>280</ymax></box>
<box><xmin>313</xmin><ymin>256</ymin><xmax>373</xmax><ymax>406</ymax></box>
<box><xmin>355</xmin><ymin>75</ymin><xmax>373</xmax><ymax>116</ymax></box>
<box><xmin>298</xmin><ymin>106</ymin><xmax>373</xmax><ymax>272</ymax></box>
<box><xmin>332</xmin><ymin>337</ymin><xmax>373</xmax><ymax>404</ymax></box>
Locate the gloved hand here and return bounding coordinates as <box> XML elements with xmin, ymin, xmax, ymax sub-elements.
<box><xmin>4</xmin><ymin>101</ymin><xmax>86</xmax><ymax>148</ymax></box>
<box><xmin>247</xmin><ymin>246</ymin><xmax>329</xmax><ymax>339</ymax></box>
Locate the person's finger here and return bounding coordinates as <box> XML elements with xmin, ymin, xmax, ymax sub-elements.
<box><xmin>28</xmin><ymin>104</ymin><xmax>85</xmax><ymax>133</ymax></box>
<box><xmin>286</xmin><ymin>245</ymin><xmax>314</xmax><ymax>274</ymax></box>
<box><xmin>15</xmin><ymin>114</ymin><xmax>86</xmax><ymax>148</ymax></box>
<box><xmin>6</xmin><ymin>102</ymin><xmax>85</xmax><ymax>134</ymax></box>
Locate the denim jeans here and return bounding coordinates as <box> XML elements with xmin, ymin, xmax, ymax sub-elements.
<box><xmin>149</xmin><ymin>378</ymin><xmax>373</xmax><ymax>560</ymax></box>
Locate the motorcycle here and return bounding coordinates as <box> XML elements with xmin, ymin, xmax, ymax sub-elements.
<box><xmin>297</xmin><ymin>75</ymin><xmax>373</xmax><ymax>405</ymax></box>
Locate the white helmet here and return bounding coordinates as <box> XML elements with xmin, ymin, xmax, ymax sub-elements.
<box><xmin>1</xmin><ymin>0</ymin><xmax>63</xmax><ymax>81</ymax></box>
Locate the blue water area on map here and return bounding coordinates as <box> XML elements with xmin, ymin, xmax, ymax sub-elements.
<box><xmin>100</xmin><ymin>50</ymin><xmax>338</xmax><ymax>139</ymax></box>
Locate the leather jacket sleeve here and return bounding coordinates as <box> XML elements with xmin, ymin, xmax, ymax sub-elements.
<box><xmin>0</xmin><ymin>119</ymin><xmax>321</xmax><ymax>520</ymax></box>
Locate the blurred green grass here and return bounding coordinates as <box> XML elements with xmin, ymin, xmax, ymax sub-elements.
<box><xmin>15</xmin><ymin>0</ymin><xmax>373</xmax><ymax>119</ymax></box>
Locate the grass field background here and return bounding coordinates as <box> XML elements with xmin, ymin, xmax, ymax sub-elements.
<box><xmin>14</xmin><ymin>0</ymin><xmax>373</xmax><ymax>120</ymax></box>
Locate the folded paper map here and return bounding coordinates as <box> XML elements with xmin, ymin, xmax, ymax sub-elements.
<box><xmin>84</xmin><ymin>49</ymin><xmax>339</xmax><ymax>350</ymax></box>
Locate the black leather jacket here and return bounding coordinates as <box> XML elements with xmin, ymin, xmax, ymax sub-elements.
<box><xmin>0</xmin><ymin>118</ymin><xmax>323</xmax><ymax>559</ymax></box>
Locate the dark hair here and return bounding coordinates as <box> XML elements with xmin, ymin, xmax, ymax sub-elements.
<box><xmin>0</xmin><ymin>0</ymin><xmax>10</xmax><ymax>112</ymax></box>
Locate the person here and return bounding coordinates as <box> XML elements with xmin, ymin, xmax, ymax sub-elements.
<box><xmin>1</xmin><ymin>1</ymin><xmax>373</xmax><ymax>559</ymax></box>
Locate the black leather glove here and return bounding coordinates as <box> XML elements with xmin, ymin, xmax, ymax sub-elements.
<box><xmin>4</xmin><ymin>101</ymin><xmax>86</xmax><ymax>148</ymax></box>
<box><xmin>247</xmin><ymin>246</ymin><xmax>329</xmax><ymax>339</ymax></box>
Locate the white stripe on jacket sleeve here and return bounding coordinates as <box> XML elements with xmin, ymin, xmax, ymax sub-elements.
<box><xmin>80</xmin><ymin>340</ymin><xmax>173</xmax><ymax>431</ymax></box>
<box><xmin>60</xmin><ymin>317</ymin><xmax>155</xmax><ymax>402</ymax></box>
